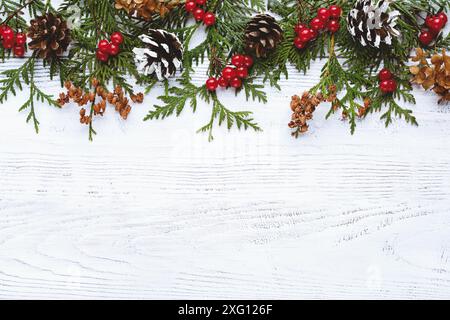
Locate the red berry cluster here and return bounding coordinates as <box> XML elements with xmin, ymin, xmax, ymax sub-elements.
<box><xmin>419</xmin><ymin>12</ymin><xmax>448</xmax><ymax>46</ymax></box>
<box><xmin>0</xmin><ymin>25</ymin><xmax>27</xmax><ymax>57</ymax></box>
<box><xmin>378</xmin><ymin>68</ymin><xmax>397</xmax><ymax>94</ymax></box>
<box><xmin>96</xmin><ymin>32</ymin><xmax>124</xmax><ymax>62</ymax></box>
<box><xmin>205</xmin><ymin>54</ymin><xmax>254</xmax><ymax>91</ymax></box>
<box><xmin>185</xmin><ymin>0</ymin><xmax>216</xmax><ymax>26</ymax></box>
<box><xmin>294</xmin><ymin>5</ymin><xmax>342</xmax><ymax>50</ymax></box>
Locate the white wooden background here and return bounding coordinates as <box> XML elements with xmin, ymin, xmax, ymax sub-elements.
<box><xmin>1</xmin><ymin>1</ymin><xmax>450</xmax><ymax>300</ymax></box>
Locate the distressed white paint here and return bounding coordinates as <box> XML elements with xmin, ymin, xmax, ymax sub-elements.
<box><xmin>0</xmin><ymin>1</ymin><xmax>450</xmax><ymax>299</ymax></box>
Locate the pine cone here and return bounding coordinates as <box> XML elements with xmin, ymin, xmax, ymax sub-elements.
<box><xmin>133</xmin><ymin>29</ymin><xmax>183</xmax><ymax>81</ymax></box>
<box><xmin>115</xmin><ymin>0</ymin><xmax>181</xmax><ymax>20</ymax></box>
<box><xmin>244</xmin><ymin>14</ymin><xmax>283</xmax><ymax>58</ymax></box>
<box><xmin>347</xmin><ymin>0</ymin><xmax>400</xmax><ymax>48</ymax></box>
<box><xmin>28</xmin><ymin>13</ymin><xmax>71</xmax><ymax>60</ymax></box>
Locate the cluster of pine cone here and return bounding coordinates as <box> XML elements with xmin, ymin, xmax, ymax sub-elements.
<box><xmin>288</xmin><ymin>92</ymin><xmax>325</xmax><ymax>138</ymax></box>
<box><xmin>410</xmin><ymin>48</ymin><xmax>450</xmax><ymax>104</ymax></box>
<box><xmin>115</xmin><ymin>0</ymin><xmax>181</xmax><ymax>20</ymax></box>
<box><xmin>58</xmin><ymin>79</ymin><xmax>144</xmax><ymax>125</ymax></box>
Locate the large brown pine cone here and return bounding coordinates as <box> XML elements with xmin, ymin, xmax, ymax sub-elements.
<box><xmin>28</xmin><ymin>13</ymin><xmax>71</xmax><ymax>60</ymax></box>
<box><xmin>115</xmin><ymin>0</ymin><xmax>181</xmax><ymax>20</ymax></box>
<box><xmin>244</xmin><ymin>14</ymin><xmax>283</xmax><ymax>58</ymax></box>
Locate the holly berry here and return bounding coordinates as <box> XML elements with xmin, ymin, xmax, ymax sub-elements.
<box><xmin>379</xmin><ymin>68</ymin><xmax>393</xmax><ymax>81</ymax></box>
<box><xmin>96</xmin><ymin>50</ymin><xmax>109</xmax><ymax>62</ymax></box>
<box><xmin>15</xmin><ymin>33</ymin><xmax>27</xmax><ymax>45</ymax></box>
<box><xmin>236</xmin><ymin>66</ymin><xmax>248</xmax><ymax>79</ymax></box>
<box><xmin>426</xmin><ymin>16</ymin><xmax>445</xmax><ymax>34</ymax></box>
<box><xmin>243</xmin><ymin>55</ymin><xmax>253</xmax><ymax>68</ymax></box>
<box><xmin>218</xmin><ymin>76</ymin><xmax>228</xmax><ymax>88</ymax></box>
<box><xmin>13</xmin><ymin>45</ymin><xmax>25</xmax><ymax>57</ymax></box>
<box><xmin>231</xmin><ymin>54</ymin><xmax>245</xmax><ymax>67</ymax></box>
<box><xmin>98</xmin><ymin>40</ymin><xmax>110</xmax><ymax>53</ymax></box>
<box><xmin>110</xmin><ymin>32</ymin><xmax>124</xmax><ymax>45</ymax></box>
<box><xmin>230</xmin><ymin>77</ymin><xmax>242</xmax><ymax>89</ymax></box>
<box><xmin>222</xmin><ymin>66</ymin><xmax>237</xmax><ymax>80</ymax></box>
<box><xmin>108</xmin><ymin>43</ymin><xmax>120</xmax><ymax>56</ymax></box>
<box><xmin>298</xmin><ymin>28</ymin><xmax>313</xmax><ymax>42</ymax></box>
<box><xmin>419</xmin><ymin>30</ymin><xmax>434</xmax><ymax>46</ymax></box>
<box><xmin>294</xmin><ymin>23</ymin><xmax>307</xmax><ymax>35</ymax></box>
<box><xmin>310</xmin><ymin>17</ymin><xmax>325</xmax><ymax>31</ymax></box>
<box><xmin>206</xmin><ymin>77</ymin><xmax>219</xmax><ymax>91</ymax></box>
<box><xmin>437</xmin><ymin>12</ymin><xmax>448</xmax><ymax>25</ymax></box>
<box><xmin>294</xmin><ymin>37</ymin><xmax>306</xmax><ymax>49</ymax></box>
<box><xmin>193</xmin><ymin>8</ymin><xmax>205</xmax><ymax>21</ymax></box>
<box><xmin>185</xmin><ymin>0</ymin><xmax>196</xmax><ymax>12</ymax></box>
<box><xmin>203</xmin><ymin>12</ymin><xmax>216</xmax><ymax>26</ymax></box>
<box><xmin>0</xmin><ymin>25</ymin><xmax>7</xmax><ymax>37</ymax></box>
<box><xmin>317</xmin><ymin>8</ymin><xmax>330</xmax><ymax>22</ymax></box>
<box><xmin>327</xmin><ymin>20</ymin><xmax>340</xmax><ymax>33</ymax></box>
<box><xmin>380</xmin><ymin>79</ymin><xmax>397</xmax><ymax>94</ymax></box>
<box><xmin>329</xmin><ymin>5</ymin><xmax>342</xmax><ymax>18</ymax></box>
<box><xmin>2</xmin><ymin>26</ymin><xmax>13</xmax><ymax>38</ymax></box>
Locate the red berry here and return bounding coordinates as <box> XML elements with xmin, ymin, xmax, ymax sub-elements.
<box><xmin>96</xmin><ymin>50</ymin><xmax>109</xmax><ymax>62</ymax></box>
<box><xmin>196</xmin><ymin>0</ymin><xmax>206</xmax><ymax>4</ymax></box>
<box><xmin>98</xmin><ymin>39</ymin><xmax>110</xmax><ymax>53</ymax></box>
<box><xmin>317</xmin><ymin>8</ymin><xmax>330</xmax><ymax>21</ymax></box>
<box><xmin>294</xmin><ymin>23</ymin><xmax>307</xmax><ymax>35</ymax></box>
<box><xmin>379</xmin><ymin>68</ymin><xmax>393</xmax><ymax>81</ymax></box>
<box><xmin>310</xmin><ymin>17</ymin><xmax>325</xmax><ymax>31</ymax></box>
<box><xmin>380</xmin><ymin>79</ymin><xmax>397</xmax><ymax>93</ymax></box>
<box><xmin>2</xmin><ymin>32</ymin><xmax>14</xmax><ymax>48</ymax></box>
<box><xmin>185</xmin><ymin>0</ymin><xmax>196</xmax><ymax>12</ymax></box>
<box><xmin>230</xmin><ymin>77</ymin><xmax>242</xmax><ymax>89</ymax></box>
<box><xmin>419</xmin><ymin>30</ymin><xmax>434</xmax><ymax>46</ymax></box>
<box><xmin>231</xmin><ymin>54</ymin><xmax>245</xmax><ymax>67</ymax></box>
<box><xmin>222</xmin><ymin>66</ymin><xmax>237</xmax><ymax>80</ymax></box>
<box><xmin>108</xmin><ymin>43</ymin><xmax>120</xmax><ymax>56</ymax></box>
<box><xmin>328</xmin><ymin>5</ymin><xmax>342</xmax><ymax>18</ymax></box>
<box><xmin>218</xmin><ymin>76</ymin><xmax>228</xmax><ymax>87</ymax></box>
<box><xmin>2</xmin><ymin>26</ymin><xmax>13</xmax><ymax>37</ymax></box>
<box><xmin>13</xmin><ymin>45</ymin><xmax>25</xmax><ymax>57</ymax></box>
<box><xmin>0</xmin><ymin>25</ymin><xmax>7</xmax><ymax>37</ymax></box>
<box><xmin>203</xmin><ymin>12</ymin><xmax>216</xmax><ymax>26</ymax></box>
<box><xmin>193</xmin><ymin>8</ymin><xmax>205</xmax><ymax>21</ymax></box>
<box><xmin>236</xmin><ymin>66</ymin><xmax>248</xmax><ymax>79</ymax></box>
<box><xmin>206</xmin><ymin>77</ymin><xmax>219</xmax><ymax>91</ymax></box>
<box><xmin>437</xmin><ymin>12</ymin><xmax>448</xmax><ymax>25</ymax></box>
<box><xmin>243</xmin><ymin>55</ymin><xmax>253</xmax><ymax>68</ymax></box>
<box><xmin>327</xmin><ymin>19</ymin><xmax>340</xmax><ymax>33</ymax></box>
<box><xmin>294</xmin><ymin>37</ymin><xmax>306</xmax><ymax>49</ymax></box>
<box><xmin>299</xmin><ymin>28</ymin><xmax>313</xmax><ymax>42</ymax></box>
<box><xmin>110</xmin><ymin>32</ymin><xmax>124</xmax><ymax>45</ymax></box>
<box><xmin>15</xmin><ymin>33</ymin><xmax>27</xmax><ymax>45</ymax></box>
<box><xmin>426</xmin><ymin>16</ymin><xmax>445</xmax><ymax>34</ymax></box>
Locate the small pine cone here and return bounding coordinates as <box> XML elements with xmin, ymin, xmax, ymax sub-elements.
<box><xmin>347</xmin><ymin>0</ymin><xmax>400</xmax><ymax>48</ymax></box>
<box><xmin>115</xmin><ymin>0</ymin><xmax>181</xmax><ymax>20</ymax></box>
<box><xmin>28</xmin><ymin>13</ymin><xmax>71</xmax><ymax>60</ymax></box>
<box><xmin>244</xmin><ymin>14</ymin><xmax>283</xmax><ymax>58</ymax></box>
<box><xmin>133</xmin><ymin>29</ymin><xmax>183</xmax><ymax>81</ymax></box>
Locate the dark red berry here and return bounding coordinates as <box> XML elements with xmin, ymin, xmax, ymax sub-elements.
<box><xmin>231</xmin><ymin>54</ymin><xmax>245</xmax><ymax>67</ymax></box>
<box><xmin>193</xmin><ymin>8</ymin><xmax>205</xmax><ymax>21</ymax></box>
<box><xmin>310</xmin><ymin>17</ymin><xmax>325</xmax><ymax>31</ymax></box>
<box><xmin>299</xmin><ymin>28</ymin><xmax>313</xmax><ymax>42</ymax></box>
<box><xmin>222</xmin><ymin>66</ymin><xmax>237</xmax><ymax>80</ymax></box>
<box><xmin>108</xmin><ymin>43</ymin><xmax>120</xmax><ymax>56</ymax></box>
<box><xmin>203</xmin><ymin>12</ymin><xmax>216</xmax><ymax>26</ymax></box>
<box><xmin>294</xmin><ymin>23</ymin><xmax>307</xmax><ymax>35</ymax></box>
<box><xmin>328</xmin><ymin>5</ymin><xmax>342</xmax><ymax>18</ymax></box>
<box><xmin>317</xmin><ymin>8</ymin><xmax>330</xmax><ymax>22</ymax></box>
<box><xmin>196</xmin><ymin>0</ymin><xmax>206</xmax><ymax>4</ymax></box>
<box><xmin>185</xmin><ymin>0</ymin><xmax>196</xmax><ymax>12</ymax></box>
<box><xmin>230</xmin><ymin>77</ymin><xmax>242</xmax><ymax>89</ymax></box>
<box><xmin>98</xmin><ymin>39</ymin><xmax>110</xmax><ymax>53</ymax></box>
<box><xmin>294</xmin><ymin>37</ymin><xmax>306</xmax><ymax>49</ymax></box>
<box><xmin>110</xmin><ymin>32</ymin><xmax>124</xmax><ymax>45</ymax></box>
<box><xmin>206</xmin><ymin>77</ymin><xmax>218</xmax><ymax>91</ymax></box>
<box><xmin>419</xmin><ymin>30</ymin><xmax>434</xmax><ymax>46</ymax></box>
<box><xmin>218</xmin><ymin>76</ymin><xmax>228</xmax><ymax>87</ymax></box>
<box><xmin>96</xmin><ymin>50</ymin><xmax>109</xmax><ymax>62</ymax></box>
<box><xmin>327</xmin><ymin>19</ymin><xmax>340</xmax><ymax>33</ymax></box>
<box><xmin>13</xmin><ymin>45</ymin><xmax>25</xmax><ymax>57</ymax></box>
<box><xmin>380</xmin><ymin>79</ymin><xmax>397</xmax><ymax>93</ymax></box>
<box><xmin>437</xmin><ymin>12</ymin><xmax>448</xmax><ymax>25</ymax></box>
<box><xmin>426</xmin><ymin>16</ymin><xmax>445</xmax><ymax>34</ymax></box>
<box><xmin>15</xmin><ymin>33</ymin><xmax>27</xmax><ymax>45</ymax></box>
<box><xmin>379</xmin><ymin>68</ymin><xmax>393</xmax><ymax>81</ymax></box>
<box><xmin>243</xmin><ymin>55</ymin><xmax>254</xmax><ymax>68</ymax></box>
<box><xmin>236</xmin><ymin>66</ymin><xmax>248</xmax><ymax>79</ymax></box>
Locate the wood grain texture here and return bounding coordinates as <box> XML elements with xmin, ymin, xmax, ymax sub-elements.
<box><xmin>1</xmin><ymin>2</ymin><xmax>450</xmax><ymax>299</ymax></box>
